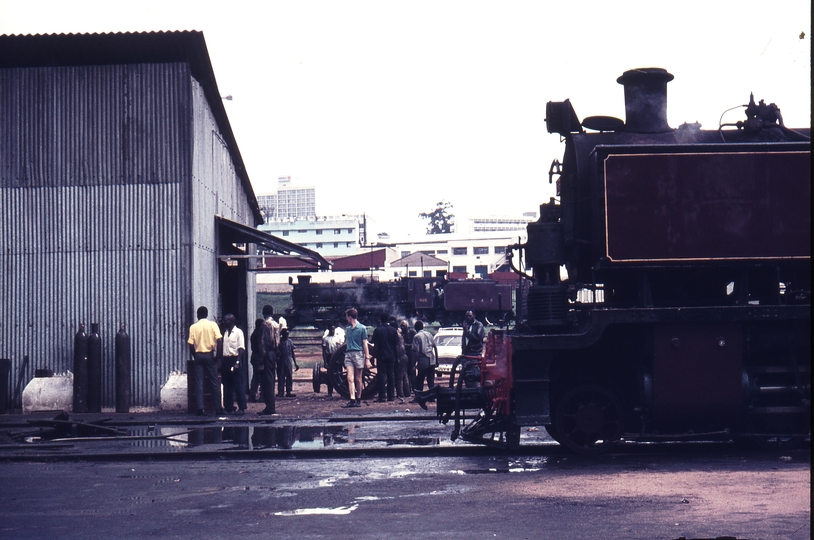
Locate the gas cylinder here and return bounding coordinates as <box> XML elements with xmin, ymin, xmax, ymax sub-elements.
<box><xmin>87</xmin><ymin>323</ymin><xmax>102</xmax><ymax>413</ymax></box>
<box><xmin>115</xmin><ymin>324</ymin><xmax>131</xmax><ymax>413</ymax></box>
<box><xmin>72</xmin><ymin>324</ymin><xmax>88</xmax><ymax>413</ymax></box>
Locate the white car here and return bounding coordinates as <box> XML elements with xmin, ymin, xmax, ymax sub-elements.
<box><xmin>433</xmin><ymin>327</ymin><xmax>463</xmax><ymax>377</ymax></box>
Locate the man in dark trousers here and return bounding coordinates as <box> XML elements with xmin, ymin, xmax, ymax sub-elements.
<box><xmin>220</xmin><ymin>313</ymin><xmax>247</xmax><ymax>415</ymax></box>
<box><xmin>258</xmin><ymin>304</ymin><xmax>281</xmax><ymax>415</ymax></box>
<box><xmin>461</xmin><ymin>310</ymin><xmax>485</xmax><ymax>356</ymax></box>
<box><xmin>391</xmin><ymin>317</ymin><xmax>411</xmax><ymax>400</ymax></box>
<box><xmin>187</xmin><ymin>306</ymin><xmax>225</xmax><ymax>416</ymax></box>
<box><xmin>411</xmin><ymin>320</ymin><xmax>438</xmax><ymax>394</ymax></box>
<box><xmin>321</xmin><ymin>325</ymin><xmax>344</xmax><ymax>397</ymax></box>
<box><xmin>400</xmin><ymin>320</ymin><xmax>417</xmax><ymax>392</ymax></box>
<box><xmin>248</xmin><ymin>318</ymin><xmax>264</xmax><ymax>401</ymax></box>
<box><xmin>276</xmin><ymin>328</ymin><xmax>299</xmax><ymax>397</ymax></box>
<box><xmin>371</xmin><ymin>313</ymin><xmax>399</xmax><ymax>402</ymax></box>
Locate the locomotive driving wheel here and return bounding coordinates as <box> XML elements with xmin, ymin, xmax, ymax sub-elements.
<box><xmin>553</xmin><ymin>384</ymin><xmax>624</xmax><ymax>454</ymax></box>
<box><xmin>312</xmin><ymin>363</ymin><xmax>323</xmax><ymax>393</ymax></box>
<box><xmin>327</xmin><ymin>344</ymin><xmax>379</xmax><ymax>400</ymax></box>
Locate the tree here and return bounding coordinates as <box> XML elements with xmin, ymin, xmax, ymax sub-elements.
<box><xmin>419</xmin><ymin>201</ymin><xmax>455</xmax><ymax>235</ymax></box>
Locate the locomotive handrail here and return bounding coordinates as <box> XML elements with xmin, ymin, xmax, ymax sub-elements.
<box><xmin>447</xmin><ymin>355</ymin><xmax>484</xmax><ymax>388</ymax></box>
<box><xmin>449</xmin><ymin>356</ymin><xmax>482</xmax><ymax>442</ymax></box>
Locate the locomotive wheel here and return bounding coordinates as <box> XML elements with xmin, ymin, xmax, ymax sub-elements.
<box><xmin>312</xmin><ymin>363</ymin><xmax>322</xmax><ymax>393</ymax></box>
<box><xmin>553</xmin><ymin>384</ymin><xmax>624</xmax><ymax>454</ymax></box>
<box><xmin>327</xmin><ymin>344</ymin><xmax>379</xmax><ymax>400</ymax></box>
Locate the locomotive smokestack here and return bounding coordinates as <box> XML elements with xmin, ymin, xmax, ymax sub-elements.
<box><xmin>617</xmin><ymin>68</ymin><xmax>674</xmax><ymax>133</ymax></box>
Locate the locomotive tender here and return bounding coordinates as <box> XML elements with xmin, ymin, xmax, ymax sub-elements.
<box><xmin>425</xmin><ymin>68</ymin><xmax>810</xmax><ymax>453</ymax></box>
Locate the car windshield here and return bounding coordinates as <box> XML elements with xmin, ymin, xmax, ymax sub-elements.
<box><xmin>436</xmin><ymin>335</ymin><xmax>461</xmax><ymax>347</ymax></box>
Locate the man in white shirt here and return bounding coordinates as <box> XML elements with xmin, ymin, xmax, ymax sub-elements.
<box><xmin>322</xmin><ymin>325</ymin><xmax>345</xmax><ymax>397</ymax></box>
<box><xmin>221</xmin><ymin>313</ymin><xmax>247</xmax><ymax>415</ymax></box>
<box><xmin>412</xmin><ymin>320</ymin><xmax>438</xmax><ymax>393</ymax></box>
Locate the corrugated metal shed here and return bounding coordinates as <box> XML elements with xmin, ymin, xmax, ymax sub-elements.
<box><xmin>0</xmin><ymin>31</ymin><xmax>267</xmax><ymax>408</ymax></box>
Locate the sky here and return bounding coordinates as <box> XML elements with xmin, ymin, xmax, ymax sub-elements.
<box><xmin>1</xmin><ymin>1</ymin><xmax>810</xmax><ymax>239</ymax></box>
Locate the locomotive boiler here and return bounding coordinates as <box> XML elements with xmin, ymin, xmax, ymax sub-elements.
<box><xmin>422</xmin><ymin>68</ymin><xmax>810</xmax><ymax>453</ymax></box>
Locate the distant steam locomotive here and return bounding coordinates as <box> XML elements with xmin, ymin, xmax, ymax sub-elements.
<box><xmin>425</xmin><ymin>68</ymin><xmax>810</xmax><ymax>453</ymax></box>
<box><xmin>286</xmin><ymin>275</ymin><xmax>514</xmax><ymax>328</ymax></box>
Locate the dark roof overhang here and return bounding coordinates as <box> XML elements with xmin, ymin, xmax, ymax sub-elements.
<box><xmin>216</xmin><ymin>216</ymin><xmax>331</xmax><ymax>271</ymax></box>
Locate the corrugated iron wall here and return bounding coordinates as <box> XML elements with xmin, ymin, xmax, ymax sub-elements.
<box><xmin>189</xmin><ymin>78</ymin><xmax>257</xmax><ymax>331</ymax></box>
<box><xmin>0</xmin><ymin>62</ymin><xmax>204</xmax><ymax>407</ymax></box>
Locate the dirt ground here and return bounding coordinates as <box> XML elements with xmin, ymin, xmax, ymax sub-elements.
<box><xmin>246</xmin><ymin>352</ymin><xmax>431</xmax><ymax>420</ymax></box>
<box><xmin>247</xmin><ymin>379</ymin><xmax>427</xmax><ymax>419</ymax></box>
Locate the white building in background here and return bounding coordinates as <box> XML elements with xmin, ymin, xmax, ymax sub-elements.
<box><xmin>384</xmin><ymin>230</ymin><xmax>525</xmax><ymax>279</ymax></box>
<box><xmin>253</xmin><ymin>181</ymin><xmax>535</xmax><ymax>286</ymax></box>
<box><xmin>256</xmin><ymin>176</ymin><xmax>316</xmax><ymax>220</ymax></box>
<box><xmin>258</xmin><ymin>215</ymin><xmax>364</xmax><ymax>257</ymax></box>
<box><xmin>255</xmin><ymin>229</ymin><xmax>525</xmax><ymax>287</ymax></box>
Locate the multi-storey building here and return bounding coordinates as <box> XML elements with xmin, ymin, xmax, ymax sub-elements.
<box><xmin>257</xmin><ymin>176</ymin><xmax>316</xmax><ymax>220</ymax></box>
<box><xmin>258</xmin><ymin>215</ymin><xmax>363</xmax><ymax>257</ymax></box>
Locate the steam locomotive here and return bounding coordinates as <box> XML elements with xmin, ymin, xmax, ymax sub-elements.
<box><xmin>286</xmin><ymin>275</ymin><xmax>514</xmax><ymax>328</ymax></box>
<box><xmin>423</xmin><ymin>68</ymin><xmax>811</xmax><ymax>453</ymax></box>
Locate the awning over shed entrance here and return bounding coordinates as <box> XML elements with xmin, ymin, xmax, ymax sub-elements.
<box><xmin>216</xmin><ymin>216</ymin><xmax>331</xmax><ymax>271</ymax></box>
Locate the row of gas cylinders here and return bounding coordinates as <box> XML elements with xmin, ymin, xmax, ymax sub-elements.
<box><xmin>73</xmin><ymin>323</ymin><xmax>131</xmax><ymax>413</ymax></box>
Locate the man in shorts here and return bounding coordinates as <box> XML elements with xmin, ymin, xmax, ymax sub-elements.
<box><xmin>343</xmin><ymin>308</ymin><xmax>370</xmax><ymax>408</ymax></box>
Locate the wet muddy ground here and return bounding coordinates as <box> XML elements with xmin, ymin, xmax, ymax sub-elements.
<box><xmin>0</xmin><ymin>375</ymin><xmax>487</xmax><ymax>458</ymax></box>
<box><xmin>1</xmin><ymin>364</ymin><xmax>809</xmax><ymax>539</ymax></box>
<box><xmin>0</xmin><ymin>446</ymin><xmax>809</xmax><ymax>540</ymax></box>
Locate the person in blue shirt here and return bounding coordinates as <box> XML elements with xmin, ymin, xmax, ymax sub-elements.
<box><xmin>342</xmin><ymin>308</ymin><xmax>371</xmax><ymax>408</ymax></box>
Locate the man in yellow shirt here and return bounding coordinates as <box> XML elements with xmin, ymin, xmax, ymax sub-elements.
<box><xmin>188</xmin><ymin>306</ymin><xmax>224</xmax><ymax>416</ymax></box>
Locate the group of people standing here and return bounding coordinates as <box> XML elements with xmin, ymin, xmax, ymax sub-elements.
<box><xmin>337</xmin><ymin>308</ymin><xmax>483</xmax><ymax>408</ymax></box>
<box><xmin>187</xmin><ymin>303</ymin><xmax>486</xmax><ymax>415</ymax></box>
<box><xmin>338</xmin><ymin>308</ymin><xmax>438</xmax><ymax>408</ymax></box>
<box><xmin>321</xmin><ymin>307</ymin><xmax>424</xmax><ymax>409</ymax></box>
<box><xmin>187</xmin><ymin>304</ymin><xmax>297</xmax><ymax>417</ymax></box>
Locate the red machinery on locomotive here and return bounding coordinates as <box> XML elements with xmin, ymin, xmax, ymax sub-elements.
<box><xmin>420</xmin><ymin>68</ymin><xmax>811</xmax><ymax>453</ymax></box>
